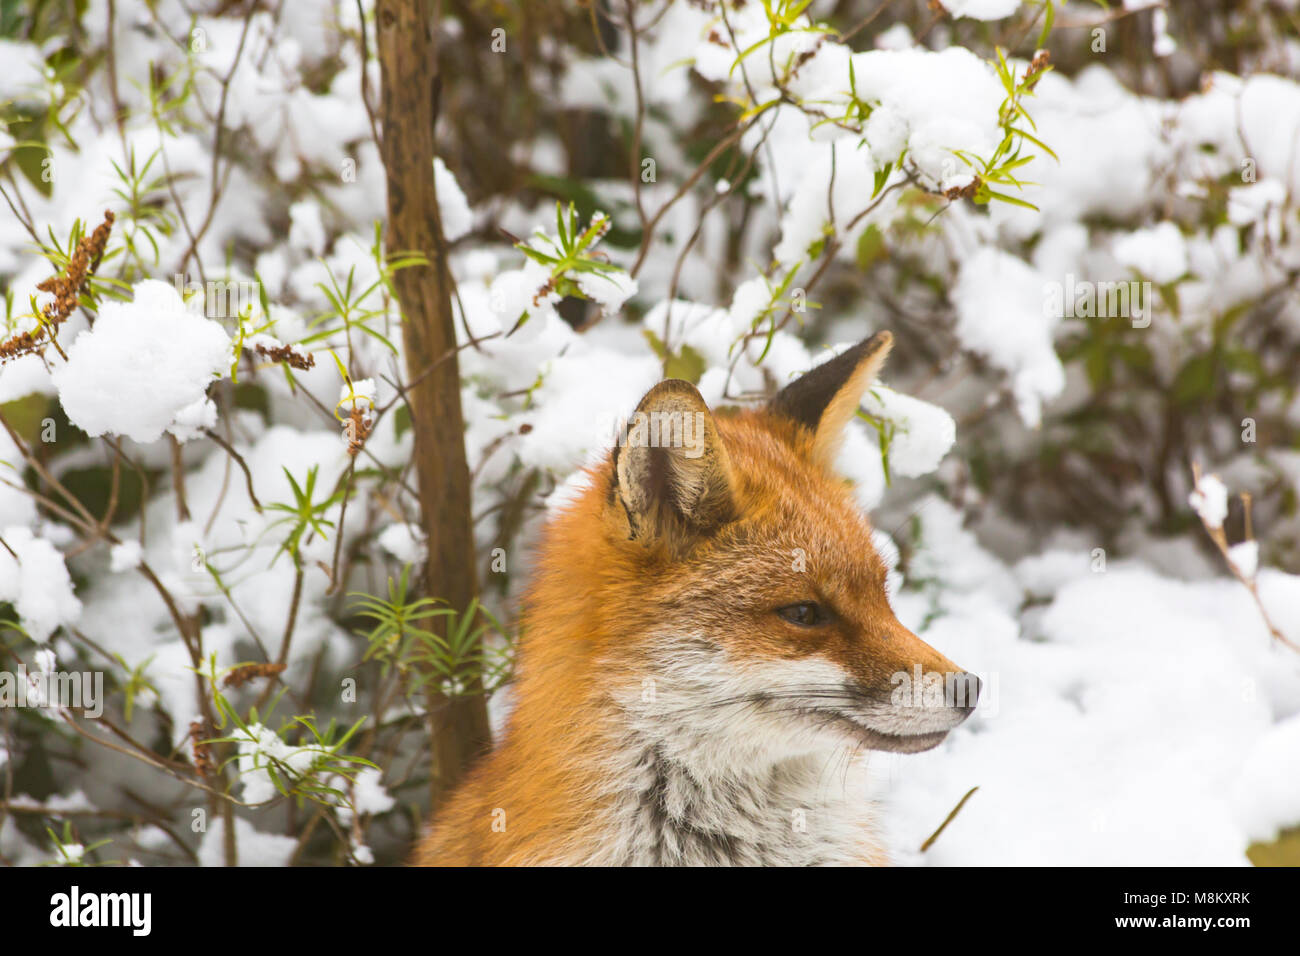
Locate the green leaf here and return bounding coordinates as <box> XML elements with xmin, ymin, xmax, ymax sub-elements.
<box><xmin>393</xmin><ymin>403</ymin><xmax>412</xmax><ymax>440</ymax></box>
<box><xmin>1084</xmin><ymin>345</ymin><xmax>1110</xmax><ymax>388</ymax></box>
<box><xmin>1010</xmin><ymin>126</ymin><xmax>1058</xmax><ymax>162</ymax></box>
<box><xmin>642</xmin><ymin>330</ymin><xmax>706</xmax><ymax>385</ymax></box>
<box><xmin>872</xmin><ymin>162</ymin><xmax>892</xmax><ymax>199</ymax></box>
<box><xmin>1171</xmin><ymin>352</ymin><xmax>1217</xmax><ymax>405</ymax></box>
<box><xmin>1038</xmin><ymin>0</ymin><xmax>1055</xmax><ymax>49</ymax></box>
<box><xmin>981</xmin><ymin>188</ymin><xmax>1039</xmax><ymax>211</ymax></box>
<box><xmin>855</xmin><ymin>224</ymin><xmax>886</xmax><ymax>271</ymax></box>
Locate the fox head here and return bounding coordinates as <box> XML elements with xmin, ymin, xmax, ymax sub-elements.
<box><xmin>529</xmin><ymin>331</ymin><xmax>978</xmax><ymax>770</ymax></box>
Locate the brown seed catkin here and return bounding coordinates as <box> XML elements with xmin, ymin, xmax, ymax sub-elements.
<box><xmin>221</xmin><ymin>661</ymin><xmax>287</xmax><ymax>689</ymax></box>
<box><xmin>252</xmin><ymin>342</ymin><xmax>316</xmax><ymax>371</ymax></box>
<box><xmin>189</xmin><ymin>720</ymin><xmax>214</xmax><ymax>778</ymax></box>
<box><xmin>1</xmin><ymin>210</ymin><xmax>115</xmax><ymax>363</ymax></box>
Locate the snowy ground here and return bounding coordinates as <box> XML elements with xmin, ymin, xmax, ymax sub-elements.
<box><xmin>870</xmin><ymin>497</ymin><xmax>1300</xmax><ymax>865</ymax></box>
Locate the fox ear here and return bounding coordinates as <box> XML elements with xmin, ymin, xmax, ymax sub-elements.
<box><xmin>769</xmin><ymin>330</ymin><xmax>893</xmax><ymax>467</ymax></box>
<box><xmin>613</xmin><ymin>379</ymin><xmax>736</xmax><ymax>543</ymax></box>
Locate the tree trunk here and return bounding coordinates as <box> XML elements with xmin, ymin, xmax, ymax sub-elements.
<box><xmin>375</xmin><ymin>0</ymin><xmax>491</xmax><ymax>812</ymax></box>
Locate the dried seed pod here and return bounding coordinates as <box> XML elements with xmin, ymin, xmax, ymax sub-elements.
<box><xmin>1</xmin><ymin>210</ymin><xmax>115</xmax><ymax>364</ymax></box>
<box><xmin>221</xmin><ymin>661</ymin><xmax>287</xmax><ymax>689</ymax></box>
<box><xmin>1024</xmin><ymin>50</ymin><xmax>1052</xmax><ymax>89</ymax></box>
<box><xmin>346</xmin><ymin>406</ymin><xmax>373</xmax><ymax>457</ymax></box>
<box><xmin>943</xmin><ymin>176</ymin><xmax>982</xmax><ymax>202</ymax></box>
<box><xmin>252</xmin><ymin>341</ymin><xmax>316</xmax><ymax>371</ymax></box>
<box><xmin>189</xmin><ymin>720</ymin><xmax>214</xmax><ymax>779</ymax></box>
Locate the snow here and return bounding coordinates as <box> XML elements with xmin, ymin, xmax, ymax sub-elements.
<box><xmin>1189</xmin><ymin>474</ymin><xmax>1230</xmax><ymax>529</ymax></box>
<box><xmin>875</xmin><ymin>24</ymin><xmax>914</xmax><ymax>51</ymax></box>
<box><xmin>1228</xmin><ymin>540</ymin><xmax>1259</xmax><ymax>579</ymax></box>
<box><xmin>879</xmin><ymin>512</ymin><xmax>1300</xmax><ymax>866</ymax></box>
<box><xmin>352</xmin><ymin>843</ymin><xmax>375</xmax><ymax>865</ymax></box>
<box><xmin>334</xmin><ymin>767</ymin><xmax>396</xmax><ymax>826</ymax></box>
<box><xmin>1113</xmin><ymin>222</ymin><xmax>1188</xmax><ymax>284</ymax></box>
<box><xmin>197</xmin><ymin>816</ymin><xmax>298</xmax><ymax>867</ymax></box>
<box><xmin>773</xmin><ymin>138</ymin><xmax>884</xmax><ymax>265</ymax></box>
<box><xmin>0</xmin><ymin>354</ymin><xmax>55</xmax><ymax>404</ymax></box>
<box><xmin>34</xmin><ymin>647</ymin><xmax>56</xmax><ymax>674</ymax></box>
<box><xmin>167</xmin><ymin>396</ymin><xmax>218</xmax><ymax>442</ymax></box>
<box><xmin>0</xmin><ymin>40</ymin><xmax>47</xmax><ymax>102</ymax></box>
<box><xmin>861</xmin><ymin>385</ymin><xmax>957</xmax><ymax>478</ymax></box>
<box><xmin>7</xmin><ymin>789</ymin><xmax>95</xmax><ymax>812</ymax></box>
<box><xmin>0</xmin><ymin>429</ymin><xmax>37</xmax><ymax>529</ymax></box>
<box><xmin>351</xmin><ymin>767</ymin><xmax>395</xmax><ymax>816</ymax></box>
<box><xmin>952</xmin><ymin>247</ymin><xmax>1065</xmax><ymax>427</ymax></box>
<box><xmin>52</xmin><ymin>280</ymin><xmax>232</xmax><ymax>444</ymax></box>
<box><xmin>0</xmin><ymin>526</ymin><xmax>81</xmax><ymax>642</ymax></box>
<box><xmin>57</xmin><ymin>843</ymin><xmax>86</xmax><ymax>865</ymax></box>
<box><xmin>434</xmin><ymin>158</ymin><xmax>474</xmax><ymax>241</ymax></box>
<box><xmin>515</xmin><ymin>346</ymin><xmax>662</xmax><ymax>473</ymax></box>
<box><xmin>995</xmin><ymin>67</ymin><xmax>1168</xmax><ymax>234</ymax></box>
<box><xmin>575</xmin><ymin>268</ymin><xmax>638</xmax><ymax>314</ymax></box>
<box><xmin>109</xmin><ymin>540</ymin><xmax>143</xmax><ymax>572</ymax></box>
<box><xmin>377</xmin><ymin>522</ymin><xmax>427</xmax><ymax>566</ymax></box>
<box><xmin>488</xmin><ymin>259</ymin><xmax>560</xmax><ymax>335</ymax></box>
<box><xmin>288</xmin><ymin>200</ymin><xmax>327</xmax><ymax>256</ymax></box>
<box><xmin>942</xmin><ymin>0</ymin><xmax>1021</xmax><ymax>19</ymax></box>
<box><xmin>339</xmin><ymin>377</ymin><xmax>376</xmax><ymax>412</ymax></box>
<box><xmin>1152</xmin><ymin>9</ymin><xmax>1177</xmax><ymax>58</ymax></box>
<box><xmin>1232</xmin><ymin>712</ymin><xmax>1300</xmax><ymax>842</ymax></box>
<box><xmin>235</xmin><ymin>723</ymin><xmax>334</xmax><ymax>806</ymax></box>
<box><xmin>1227</xmin><ymin>179</ymin><xmax>1287</xmax><ymax>234</ymax></box>
<box><xmin>847</xmin><ymin>47</ymin><xmax>1007</xmax><ymax>187</ymax></box>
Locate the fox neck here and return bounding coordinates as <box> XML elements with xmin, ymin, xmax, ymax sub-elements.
<box><xmin>599</xmin><ymin>729</ymin><xmax>878</xmax><ymax>866</ymax></box>
<box><xmin>542</xmin><ymin>635</ymin><xmax>882</xmax><ymax>866</ymax></box>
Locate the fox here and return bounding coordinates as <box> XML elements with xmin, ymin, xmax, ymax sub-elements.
<box><xmin>414</xmin><ymin>330</ymin><xmax>979</xmax><ymax>866</ymax></box>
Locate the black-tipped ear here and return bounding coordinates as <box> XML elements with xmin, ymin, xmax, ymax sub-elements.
<box><xmin>613</xmin><ymin>379</ymin><xmax>736</xmax><ymax>543</ymax></box>
<box><xmin>769</xmin><ymin>331</ymin><xmax>893</xmax><ymax>466</ymax></box>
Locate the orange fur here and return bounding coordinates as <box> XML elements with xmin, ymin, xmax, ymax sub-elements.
<box><xmin>414</xmin><ymin>334</ymin><xmax>972</xmax><ymax>866</ymax></box>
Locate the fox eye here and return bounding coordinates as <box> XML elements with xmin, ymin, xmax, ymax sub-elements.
<box><xmin>776</xmin><ymin>602</ymin><xmax>828</xmax><ymax>627</ymax></box>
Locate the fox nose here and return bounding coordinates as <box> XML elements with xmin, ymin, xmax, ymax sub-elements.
<box><xmin>953</xmin><ymin>671</ymin><xmax>980</xmax><ymax>716</ymax></box>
